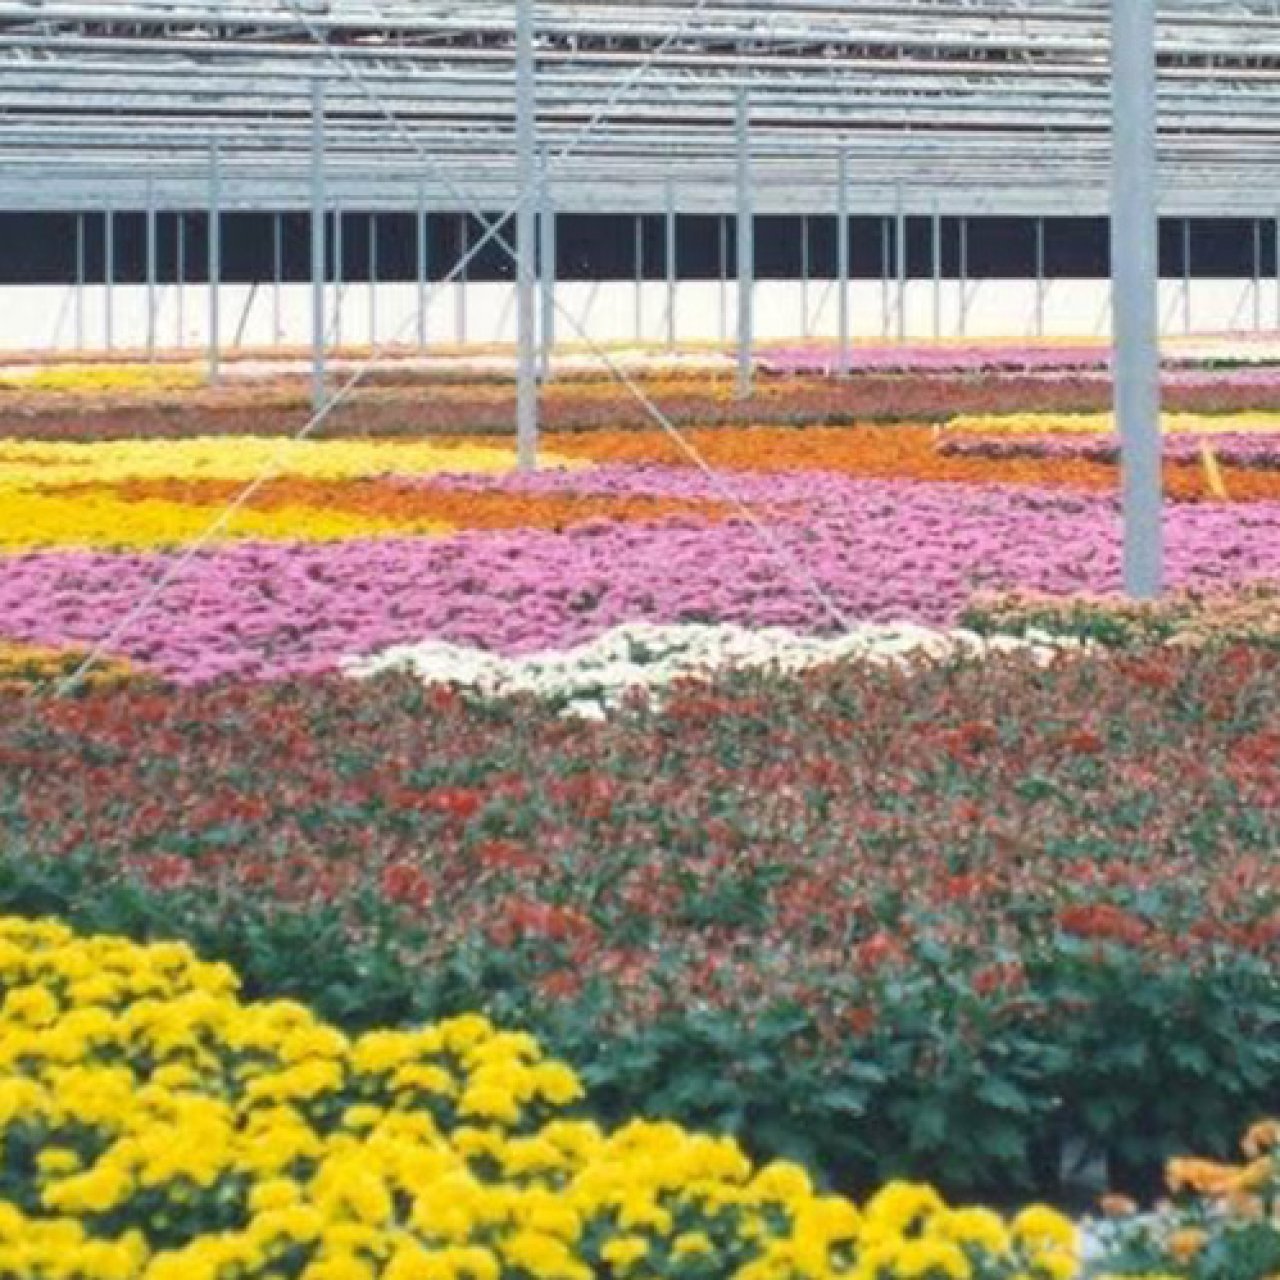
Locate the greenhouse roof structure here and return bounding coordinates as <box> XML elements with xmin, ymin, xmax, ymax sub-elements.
<box><xmin>1</xmin><ymin>1</ymin><xmax>1280</xmax><ymax>214</ymax></box>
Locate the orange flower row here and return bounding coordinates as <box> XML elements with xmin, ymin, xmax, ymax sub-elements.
<box><xmin>69</xmin><ymin>477</ymin><xmax>735</xmax><ymax>534</ymax></box>
<box><xmin>549</xmin><ymin>425</ymin><xmax>1280</xmax><ymax>502</ymax></box>
<box><xmin>0</xmin><ymin>641</ymin><xmax>135</xmax><ymax>692</ymax></box>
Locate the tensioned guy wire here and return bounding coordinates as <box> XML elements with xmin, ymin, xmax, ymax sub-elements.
<box><xmin>51</xmin><ymin>0</ymin><xmax>853</xmax><ymax>696</ymax></box>
<box><xmin>48</xmin><ymin>0</ymin><xmax>720</xmax><ymax>697</ymax></box>
<box><xmin>287</xmin><ymin>0</ymin><xmax>855</xmax><ymax>619</ymax></box>
<box><xmin>283</xmin><ymin>0</ymin><xmax>852</xmax><ymax>626</ymax></box>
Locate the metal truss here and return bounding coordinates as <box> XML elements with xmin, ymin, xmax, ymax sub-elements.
<box><xmin>1</xmin><ymin>1</ymin><xmax>1279</xmax><ymax>214</ymax></box>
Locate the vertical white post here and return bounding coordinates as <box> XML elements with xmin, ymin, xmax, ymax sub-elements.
<box><xmin>1275</xmin><ymin>214</ymin><xmax>1280</xmax><ymax>331</ymax></box>
<box><xmin>1111</xmin><ymin>0</ymin><xmax>1163</xmax><ymax>599</ymax></box>
<box><xmin>539</xmin><ymin>153</ymin><xmax>556</xmax><ymax>382</ymax></box>
<box><xmin>735</xmin><ymin>87</ymin><xmax>754</xmax><ymax>400</ymax></box>
<box><xmin>932</xmin><ymin>203</ymin><xmax>943</xmax><ymax>340</ymax></box>
<box><xmin>1253</xmin><ymin>218</ymin><xmax>1263</xmax><ymax>333</ymax></box>
<box><xmin>417</xmin><ymin>183</ymin><xmax>429</xmax><ymax>352</ymax></box>
<box><xmin>1035</xmin><ymin>215</ymin><xmax>1047</xmax><ymax>338</ymax></box>
<box><xmin>207</xmin><ymin>139</ymin><xmax>221</xmax><ymax>384</ymax></box>
<box><xmin>145</xmin><ymin>176</ymin><xmax>157</xmax><ymax>361</ymax></box>
<box><xmin>634</xmin><ymin>215</ymin><xmax>644</xmax><ymax>341</ymax></box>
<box><xmin>665</xmin><ymin>178</ymin><xmax>677</xmax><ymax>351</ymax></box>
<box><xmin>718</xmin><ymin>214</ymin><xmax>728</xmax><ymax>344</ymax></box>
<box><xmin>895</xmin><ymin>184</ymin><xmax>906</xmax><ymax>343</ymax></box>
<box><xmin>74</xmin><ymin>213</ymin><xmax>85</xmax><ymax>352</ymax></box>
<box><xmin>880</xmin><ymin>214</ymin><xmax>890</xmax><ymax>338</ymax></box>
<box><xmin>273</xmin><ymin>212</ymin><xmax>283</xmax><ymax>347</ymax></box>
<box><xmin>456</xmin><ymin>216</ymin><xmax>468</xmax><ymax>346</ymax></box>
<box><xmin>333</xmin><ymin>204</ymin><xmax>344</xmax><ymax>348</ymax></box>
<box><xmin>801</xmin><ymin>215</ymin><xmax>811</xmax><ymax>339</ymax></box>
<box><xmin>310</xmin><ymin>77</ymin><xmax>327</xmax><ymax>413</ymax></box>
<box><xmin>1182</xmin><ymin>217</ymin><xmax>1192</xmax><ymax>335</ymax></box>
<box><xmin>176</xmin><ymin>212</ymin><xmax>186</xmax><ymax>349</ymax></box>
<box><xmin>515</xmin><ymin>0</ymin><xmax>539</xmax><ymax>470</ymax></box>
<box><xmin>837</xmin><ymin>151</ymin><xmax>851</xmax><ymax>376</ymax></box>
<box><xmin>959</xmin><ymin>215</ymin><xmax>969</xmax><ymax>337</ymax></box>
<box><xmin>369</xmin><ymin>212</ymin><xmax>378</xmax><ymax>348</ymax></box>
<box><xmin>105</xmin><ymin>205</ymin><xmax>115</xmax><ymax>352</ymax></box>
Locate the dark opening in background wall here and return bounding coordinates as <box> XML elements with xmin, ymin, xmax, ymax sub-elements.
<box><xmin>0</xmin><ymin>210</ymin><xmax>1264</xmax><ymax>286</ymax></box>
<box><xmin>1043</xmin><ymin>219</ymin><xmax>1110</xmax><ymax>278</ymax></box>
<box><xmin>675</xmin><ymin>215</ymin><xmax>728</xmax><ymax>280</ymax></box>
<box><xmin>1187</xmin><ymin>218</ymin><xmax>1270</xmax><ymax>279</ymax></box>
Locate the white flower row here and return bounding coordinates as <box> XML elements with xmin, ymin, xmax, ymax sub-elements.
<box><xmin>342</xmin><ymin>621</ymin><xmax>1077</xmax><ymax>719</ymax></box>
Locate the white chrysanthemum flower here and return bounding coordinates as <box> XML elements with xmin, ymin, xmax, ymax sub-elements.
<box><xmin>342</xmin><ymin>622</ymin><xmax>1080</xmax><ymax>719</ymax></box>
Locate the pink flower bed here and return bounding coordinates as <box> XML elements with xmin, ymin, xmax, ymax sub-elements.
<box><xmin>759</xmin><ymin>345</ymin><xmax>1109</xmax><ymax>376</ymax></box>
<box><xmin>940</xmin><ymin>434</ymin><xmax>1280</xmax><ymax>469</ymax></box>
<box><xmin>758</xmin><ymin>345</ymin><xmax>1280</xmax><ymax>378</ymax></box>
<box><xmin>0</xmin><ymin>468</ymin><xmax>1276</xmax><ymax>683</ymax></box>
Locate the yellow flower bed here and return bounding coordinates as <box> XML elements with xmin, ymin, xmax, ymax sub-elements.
<box><xmin>0</xmin><ymin>491</ymin><xmax>450</xmax><ymax>552</ymax></box>
<box><xmin>0</xmin><ymin>438</ymin><xmax>579</xmax><ymax>490</ymax></box>
<box><xmin>0</xmin><ymin>437</ymin><xmax>588</xmax><ymax>549</ymax></box>
<box><xmin>0</xmin><ymin>918</ymin><xmax>1079</xmax><ymax>1280</ymax></box>
<box><xmin>0</xmin><ymin>365</ymin><xmax>206</xmax><ymax>394</ymax></box>
<box><xmin>948</xmin><ymin>412</ymin><xmax>1280</xmax><ymax>436</ymax></box>
<box><xmin>0</xmin><ymin>641</ymin><xmax>136</xmax><ymax>689</ymax></box>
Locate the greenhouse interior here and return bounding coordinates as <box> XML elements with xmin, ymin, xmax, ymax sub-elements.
<box><xmin>0</xmin><ymin>3</ymin><xmax>1277</xmax><ymax>1278</ymax></box>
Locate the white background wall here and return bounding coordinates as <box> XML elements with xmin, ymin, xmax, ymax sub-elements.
<box><xmin>1</xmin><ymin>276</ymin><xmax>1272</xmax><ymax>354</ymax></box>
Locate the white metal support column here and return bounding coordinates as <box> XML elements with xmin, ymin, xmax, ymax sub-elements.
<box><xmin>207</xmin><ymin>139</ymin><xmax>222</xmax><ymax>385</ymax></box>
<box><xmin>880</xmin><ymin>216</ymin><xmax>890</xmax><ymax>338</ymax></box>
<box><xmin>333</xmin><ymin>205</ymin><xmax>344</xmax><ymax>348</ymax></box>
<box><xmin>456</xmin><ymin>216</ymin><xmax>468</xmax><ymax>346</ymax></box>
<box><xmin>369</xmin><ymin>213</ymin><xmax>378</xmax><ymax>348</ymax></box>
<box><xmin>145</xmin><ymin>177</ymin><xmax>157</xmax><ymax>361</ymax></box>
<box><xmin>634</xmin><ymin>215</ymin><xmax>644</xmax><ymax>341</ymax></box>
<box><xmin>1275</xmin><ymin>215</ymin><xmax>1280</xmax><ymax>331</ymax></box>
<box><xmin>1035</xmin><ymin>216</ymin><xmax>1047</xmax><ymax>338</ymax></box>
<box><xmin>177</xmin><ymin>213</ymin><xmax>186</xmax><ymax>349</ymax></box>
<box><xmin>1111</xmin><ymin>0</ymin><xmax>1163</xmax><ymax>600</ymax></box>
<box><xmin>718</xmin><ymin>215</ymin><xmax>728</xmax><ymax>344</ymax></box>
<box><xmin>74</xmin><ymin>214</ymin><xmax>85</xmax><ymax>352</ymax></box>
<box><xmin>801</xmin><ymin>215</ymin><xmax>811</xmax><ymax>339</ymax></box>
<box><xmin>416</xmin><ymin>184</ymin><xmax>429</xmax><ymax>352</ymax></box>
<box><xmin>104</xmin><ymin>205</ymin><xmax>115</xmax><ymax>352</ymax></box>
<box><xmin>665</xmin><ymin>178</ymin><xmax>677</xmax><ymax>352</ymax></box>
<box><xmin>1253</xmin><ymin>219</ymin><xmax>1263</xmax><ymax>333</ymax></box>
<box><xmin>272</xmin><ymin>214</ymin><xmax>283</xmax><ymax>347</ymax></box>
<box><xmin>539</xmin><ymin>154</ymin><xmax>556</xmax><ymax>382</ymax></box>
<box><xmin>932</xmin><ymin>203</ymin><xmax>943</xmax><ymax>340</ymax></box>
<box><xmin>310</xmin><ymin>77</ymin><xmax>327</xmax><ymax>413</ymax></box>
<box><xmin>836</xmin><ymin>151</ymin><xmax>851</xmax><ymax>377</ymax></box>
<box><xmin>1182</xmin><ymin>218</ymin><xmax>1192</xmax><ymax>335</ymax></box>
<box><xmin>515</xmin><ymin>0</ymin><xmax>539</xmax><ymax>471</ymax></box>
<box><xmin>959</xmin><ymin>216</ymin><xmax>969</xmax><ymax>338</ymax></box>
<box><xmin>735</xmin><ymin>88</ymin><xmax>754</xmax><ymax>400</ymax></box>
<box><xmin>895</xmin><ymin>184</ymin><xmax>906</xmax><ymax>343</ymax></box>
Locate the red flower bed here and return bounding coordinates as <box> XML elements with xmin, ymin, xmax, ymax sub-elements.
<box><xmin>1</xmin><ymin>645</ymin><xmax>1277</xmax><ymax>1197</ymax></box>
<box><xmin>6</xmin><ymin>369</ymin><xmax>1280</xmax><ymax>441</ymax></box>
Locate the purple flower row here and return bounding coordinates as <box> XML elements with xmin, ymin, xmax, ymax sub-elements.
<box><xmin>757</xmin><ymin>344</ymin><xmax>1280</xmax><ymax>378</ymax></box>
<box><xmin>0</xmin><ymin>468</ymin><xmax>1276</xmax><ymax>683</ymax></box>
<box><xmin>940</xmin><ymin>434</ymin><xmax>1280</xmax><ymax>468</ymax></box>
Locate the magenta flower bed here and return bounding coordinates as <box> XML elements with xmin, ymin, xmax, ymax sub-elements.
<box><xmin>1</xmin><ymin>469</ymin><xmax>1277</xmax><ymax>683</ymax></box>
<box><xmin>759</xmin><ymin>345</ymin><xmax>1110</xmax><ymax>376</ymax></box>
<box><xmin>941</xmin><ymin>434</ymin><xmax>1280</xmax><ymax>468</ymax></box>
<box><xmin>758</xmin><ymin>345</ymin><xmax>1280</xmax><ymax>378</ymax></box>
